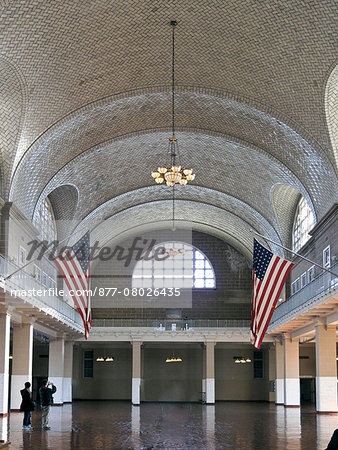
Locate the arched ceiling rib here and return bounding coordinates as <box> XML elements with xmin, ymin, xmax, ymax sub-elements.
<box><xmin>10</xmin><ymin>93</ymin><xmax>337</xmax><ymax>222</ymax></box>
<box><xmin>1</xmin><ymin>0</ymin><xmax>337</xmax><ymax>252</ymax></box>
<box><xmin>1</xmin><ymin>0</ymin><xmax>336</xmax><ymax>167</ymax></box>
<box><xmin>70</xmin><ymin>200</ymin><xmax>283</xmax><ymax>262</ymax></box>
<box><xmin>68</xmin><ymin>186</ymin><xmax>283</xmax><ymax>253</ymax></box>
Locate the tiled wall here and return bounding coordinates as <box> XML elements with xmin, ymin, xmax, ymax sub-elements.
<box><xmin>92</xmin><ymin>230</ymin><xmax>252</xmax><ymax>320</ymax></box>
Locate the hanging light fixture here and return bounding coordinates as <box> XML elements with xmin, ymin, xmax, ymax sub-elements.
<box><xmin>233</xmin><ymin>356</ymin><xmax>252</xmax><ymax>364</ymax></box>
<box><xmin>151</xmin><ymin>20</ymin><xmax>195</xmax><ymax>187</ymax></box>
<box><xmin>96</xmin><ymin>353</ymin><xmax>114</xmax><ymax>362</ymax></box>
<box><xmin>166</xmin><ymin>350</ymin><xmax>183</xmax><ymax>363</ymax></box>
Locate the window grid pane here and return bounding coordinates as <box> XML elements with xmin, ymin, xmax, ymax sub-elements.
<box><xmin>132</xmin><ymin>242</ymin><xmax>215</xmax><ymax>289</ymax></box>
<box><xmin>292</xmin><ymin>197</ymin><xmax>314</xmax><ymax>252</ymax></box>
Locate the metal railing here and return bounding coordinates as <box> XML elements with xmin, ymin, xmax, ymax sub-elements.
<box><xmin>270</xmin><ymin>263</ymin><xmax>338</xmax><ymax>327</ymax></box>
<box><xmin>91</xmin><ymin>318</ymin><xmax>251</xmax><ymax>328</ymax></box>
<box><xmin>0</xmin><ymin>254</ymin><xmax>83</xmax><ymax>330</ymax></box>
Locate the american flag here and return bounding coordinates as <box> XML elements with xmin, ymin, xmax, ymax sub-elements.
<box><xmin>53</xmin><ymin>232</ymin><xmax>91</xmax><ymax>339</ymax></box>
<box><xmin>250</xmin><ymin>239</ymin><xmax>294</xmax><ymax>349</ymax></box>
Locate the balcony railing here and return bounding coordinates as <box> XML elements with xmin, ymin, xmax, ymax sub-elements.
<box><xmin>269</xmin><ymin>263</ymin><xmax>338</xmax><ymax>327</ymax></box>
<box><xmin>0</xmin><ymin>254</ymin><xmax>83</xmax><ymax>331</ymax></box>
<box><xmin>91</xmin><ymin>318</ymin><xmax>251</xmax><ymax>329</ymax></box>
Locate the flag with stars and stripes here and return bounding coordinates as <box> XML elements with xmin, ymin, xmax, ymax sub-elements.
<box><xmin>53</xmin><ymin>232</ymin><xmax>91</xmax><ymax>339</ymax></box>
<box><xmin>250</xmin><ymin>239</ymin><xmax>294</xmax><ymax>349</ymax></box>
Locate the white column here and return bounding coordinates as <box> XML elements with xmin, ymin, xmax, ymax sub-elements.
<box><xmin>315</xmin><ymin>320</ymin><xmax>337</xmax><ymax>413</ymax></box>
<box><xmin>49</xmin><ymin>337</ymin><xmax>65</xmax><ymax>405</ymax></box>
<box><xmin>63</xmin><ymin>341</ymin><xmax>74</xmax><ymax>403</ymax></box>
<box><xmin>205</xmin><ymin>342</ymin><xmax>215</xmax><ymax>404</ymax></box>
<box><xmin>275</xmin><ymin>339</ymin><xmax>284</xmax><ymax>405</ymax></box>
<box><xmin>10</xmin><ymin>322</ymin><xmax>33</xmax><ymax>410</ymax></box>
<box><xmin>283</xmin><ymin>334</ymin><xmax>300</xmax><ymax>407</ymax></box>
<box><xmin>0</xmin><ymin>313</ymin><xmax>10</xmax><ymax>416</ymax></box>
<box><xmin>0</xmin><ymin>416</ymin><xmax>8</xmax><ymax>443</ymax></box>
<box><xmin>201</xmin><ymin>344</ymin><xmax>206</xmax><ymax>401</ymax></box>
<box><xmin>132</xmin><ymin>341</ymin><xmax>142</xmax><ymax>405</ymax></box>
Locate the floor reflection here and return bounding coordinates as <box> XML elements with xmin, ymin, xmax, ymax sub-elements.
<box><xmin>1</xmin><ymin>401</ymin><xmax>337</xmax><ymax>449</ymax></box>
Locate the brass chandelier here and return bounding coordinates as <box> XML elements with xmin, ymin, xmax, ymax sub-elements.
<box><xmin>151</xmin><ymin>20</ymin><xmax>195</xmax><ymax>187</ymax></box>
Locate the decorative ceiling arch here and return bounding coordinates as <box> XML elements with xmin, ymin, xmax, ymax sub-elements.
<box><xmin>9</xmin><ymin>90</ymin><xmax>337</xmax><ymax>222</ymax></box>
<box><xmin>32</xmin><ymin>130</ymin><xmax>325</xmax><ymax>250</ymax></box>
<box><xmin>325</xmin><ymin>64</ymin><xmax>338</xmax><ymax>170</ymax></box>
<box><xmin>1</xmin><ymin>0</ymin><xmax>336</xmax><ymax>164</ymax></box>
<box><xmin>67</xmin><ymin>185</ymin><xmax>283</xmax><ymax>254</ymax></box>
<box><xmin>72</xmin><ymin>199</ymin><xmax>283</xmax><ymax>263</ymax></box>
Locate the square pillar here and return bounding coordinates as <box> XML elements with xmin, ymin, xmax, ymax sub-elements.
<box><xmin>132</xmin><ymin>341</ymin><xmax>142</xmax><ymax>405</ymax></box>
<box><xmin>49</xmin><ymin>337</ymin><xmax>65</xmax><ymax>405</ymax></box>
<box><xmin>63</xmin><ymin>341</ymin><xmax>74</xmax><ymax>403</ymax></box>
<box><xmin>10</xmin><ymin>322</ymin><xmax>33</xmax><ymax>410</ymax></box>
<box><xmin>205</xmin><ymin>342</ymin><xmax>215</xmax><ymax>404</ymax></box>
<box><xmin>283</xmin><ymin>334</ymin><xmax>300</xmax><ymax>407</ymax></box>
<box><xmin>275</xmin><ymin>339</ymin><xmax>284</xmax><ymax>405</ymax></box>
<box><xmin>0</xmin><ymin>313</ymin><xmax>11</xmax><ymax>416</ymax></box>
<box><xmin>315</xmin><ymin>320</ymin><xmax>337</xmax><ymax>413</ymax></box>
<box><xmin>268</xmin><ymin>346</ymin><xmax>276</xmax><ymax>402</ymax></box>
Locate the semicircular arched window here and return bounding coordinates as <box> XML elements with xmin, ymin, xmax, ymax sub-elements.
<box><xmin>33</xmin><ymin>197</ymin><xmax>57</xmax><ymax>242</ymax></box>
<box><xmin>292</xmin><ymin>197</ymin><xmax>314</xmax><ymax>252</ymax></box>
<box><xmin>132</xmin><ymin>242</ymin><xmax>216</xmax><ymax>289</ymax></box>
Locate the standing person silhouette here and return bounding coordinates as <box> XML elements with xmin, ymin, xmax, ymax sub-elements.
<box><xmin>39</xmin><ymin>379</ymin><xmax>56</xmax><ymax>430</ymax></box>
<box><xmin>20</xmin><ymin>381</ymin><xmax>35</xmax><ymax>429</ymax></box>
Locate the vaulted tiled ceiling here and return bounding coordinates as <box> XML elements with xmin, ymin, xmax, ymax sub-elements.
<box><xmin>1</xmin><ymin>0</ymin><xmax>337</xmax><ymax>255</ymax></box>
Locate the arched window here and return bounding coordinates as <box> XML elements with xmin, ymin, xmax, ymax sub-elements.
<box><xmin>33</xmin><ymin>198</ymin><xmax>56</xmax><ymax>242</ymax></box>
<box><xmin>132</xmin><ymin>242</ymin><xmax>215</xmax><ymax>289</ymax></box>
<box><xmin>292</xmin><ymin>197</ymin><xmax>314</xmax><ymax>252</ymax></box>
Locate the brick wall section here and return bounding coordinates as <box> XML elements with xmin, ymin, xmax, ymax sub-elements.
<box><xmin>288</xmin><ymin>204</ymin><xmax>337</xmax><ymax>294</ymax></box>
<box><xmin>92</xmin><ymin>230</ymin><xmax>252</xmax><ymax>320</ymax></box>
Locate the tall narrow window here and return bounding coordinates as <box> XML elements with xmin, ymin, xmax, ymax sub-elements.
<box><xmin>83</xmin><ymin>350</ymin><xmax>93</xmax><ymax>378</ymax></box>
<box><xmin>253</xmin><ymin>351</ymin><xmax>264</xmax><ymax>379</ymax></box>
<box><xmin>292</xmin><ymin>197</ymin><xmax>314</xmax><ymax>252</ymax></box>
<box><xmin>323</xmin><ymin>246</ymin><xmax>331</xmax><ymax>268</ymax></box>
<box><xmin>132</xmin><ymin>242</ymin><xmax>216</xmax><ymax>289</ymax></box>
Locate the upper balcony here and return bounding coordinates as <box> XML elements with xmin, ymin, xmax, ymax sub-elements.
<box><xmin>0</xmin><ymin>254</ymin><xmax>84</xmax><ymax>336</ymax></box>
<box><xmin>268</xmin><ymin>263</ymin><xmax>338</xmax><ymax>337</ymax></box>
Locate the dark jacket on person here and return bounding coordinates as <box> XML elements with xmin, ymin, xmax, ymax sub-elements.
<box><xmin>39</xmin><ymin>385</ymin><xmax>57</xmax><ymax>406</ymax></box>
<box><xmin>325</xmin><ymin>429</ymin><xmax>338</xmax><ymax>450</ymax></box>
<box><xmin>20</xmin><ymin>388</ymin><xmax>34</xmax><ymax>412</ymax></box>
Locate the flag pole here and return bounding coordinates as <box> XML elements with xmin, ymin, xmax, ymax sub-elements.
<box><xmin>249</xmin><ymin>229</ymin><xmax>338</xmax><ymax>277</ymax></box>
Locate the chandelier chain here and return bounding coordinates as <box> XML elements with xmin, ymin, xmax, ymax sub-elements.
<box><xmin>151</xmin><ymin>20</ymin><xmax>195</xmax><ymax>188</ymax></box>
<box><xmin>172</xmin><ymin>20</ymin><xmax>176</xmax><ymax>137</ymax></box>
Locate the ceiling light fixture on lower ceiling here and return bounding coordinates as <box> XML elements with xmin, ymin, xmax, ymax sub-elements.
<box><xmin>233</xmin><ymin>356</ymin><xmax>252</xmax><ymax>364</ymax></box>
<box><xmin>166</xmin><ymin>356</ymin><xmax>183</xmax><ymax>363</ymax></box>
<box><xmin>166</xmin><ymin>350</ymin><xmax>183</xmax><ymax>363</ymax></box>
<box><xmin>96</xmin><ymin>356</ymin><xmax>114</xmax><ymax>362</ymax></box>
<box><xmin>151</xmin><ymin>21</ymin><xmax>195</xmax><ymax>187</ymax></box>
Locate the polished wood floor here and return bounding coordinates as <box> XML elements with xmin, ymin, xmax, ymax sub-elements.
<box><xmin>1</xmin><ymin>401</ymin><xmax>337</xmax><ymax>449</ymax></box>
